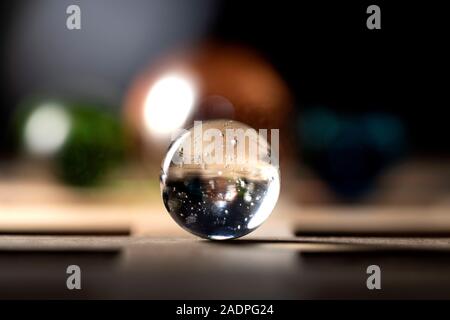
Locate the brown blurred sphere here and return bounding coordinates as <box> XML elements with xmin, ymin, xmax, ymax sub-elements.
<box><xmin>123</xmin><ymin>43</ymin><xmax>293</xmax><ymax>163</ymax></box>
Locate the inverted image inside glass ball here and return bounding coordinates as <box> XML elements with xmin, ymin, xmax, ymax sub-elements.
<box><xmin>160</xmin><ymin>120</ymin><xmax>280</xmax><ymax>240</ymax></box>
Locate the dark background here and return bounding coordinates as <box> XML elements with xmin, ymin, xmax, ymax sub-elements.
<box><xmin>0</xmin><ymin>2</ymin><xmax>449</xmax><ymax>301</ymax></box>
<box><xmin>0</xmin><ymin>1</ymin><xmax>448</xmax><ymax>156</ymax></box>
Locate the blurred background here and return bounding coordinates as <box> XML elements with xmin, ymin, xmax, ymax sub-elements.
<box><xmin>0</xmin><ymin>0</ymin><xmax>449</xmax><ymax>237</ymax></box>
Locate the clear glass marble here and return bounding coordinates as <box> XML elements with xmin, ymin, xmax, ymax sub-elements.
<box><xmin>160</xmin><ymin>120</ymin><xmax>280</xmax><ymax>240</ymax></box>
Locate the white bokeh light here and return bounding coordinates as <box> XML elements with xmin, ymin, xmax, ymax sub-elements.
<box><xmin>24</xmin><ymin>103</ymin><xmax>71</xmax><ymax>157</ymax></box>
<box><xmin>143</xmin><ymin>74</ymin><xmax>196</xmax><ymax>135</ymax></box>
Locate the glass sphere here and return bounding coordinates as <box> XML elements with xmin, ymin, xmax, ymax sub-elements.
<box><xmin>160</xmin><ymin>120</ymin><xmax>280</xmax><ymax>240</ymax></box>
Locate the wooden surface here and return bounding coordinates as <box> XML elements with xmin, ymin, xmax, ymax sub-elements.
<box><xmin>1</xmin><ymin>235</ymin><xmax>450</xmax><ymax>299</ymax></box>
<box><xmin>1</xmin><ymin>167</ymin><xmax>450</xmax><ymax>299</ymax></box>
<box><xmin>2</xmin><ymin>201</ymin><xmax>450</xmax><ymax>236</ymax></box>
<box><xmin>1</xmin><ymin>166</ymin><xmax>450</xmax><ymax>236</ymax></box>
<box><xmin>1</xmin><ymin>198</ymin><xmax>450</xmax><ymax>299</ymax></box>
